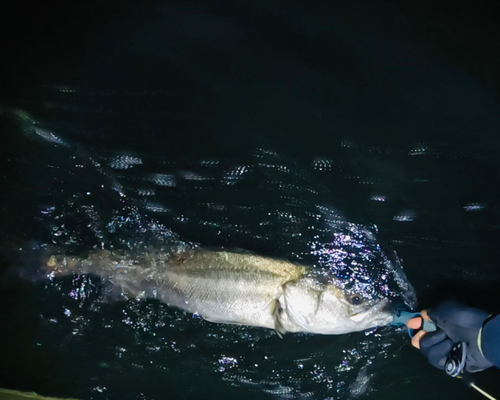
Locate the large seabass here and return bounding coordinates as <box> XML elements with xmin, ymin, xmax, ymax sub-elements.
<box><xmin>45</xmin><ymin>247</ymin><xmax>396</xmax><ymax>335</ymax></box>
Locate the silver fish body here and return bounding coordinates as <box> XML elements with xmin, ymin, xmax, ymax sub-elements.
<box><xmin>45</xmin><ymin>248</ymin><xmax>393</xmax><ymax>335</ymax></box>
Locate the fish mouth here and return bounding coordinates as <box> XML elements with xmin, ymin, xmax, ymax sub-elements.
<box><xmin>350</xmin><ymin>299</ymin><xmax>393</xmax><ymax>325</ymax></box>
<box><xmin>354</xmin><ymin>298</ymin><xmax>390</xmax><ymax>315</ymax></box>
<box><xmin>351</xmin><ymin>308</ymin><xmax>370</xmax><ymax>317</ymax></box>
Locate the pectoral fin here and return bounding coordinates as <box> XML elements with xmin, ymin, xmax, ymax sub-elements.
<box><xmin>272</xmin><ymin>299</ymin><xmax>286</xmax><ymax>338</ymax></box>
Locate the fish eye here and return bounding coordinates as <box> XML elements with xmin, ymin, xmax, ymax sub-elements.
<box><xmin>348</xmin><ymin>294</ymin><xmax>364</xmax><ymax>305</ymax></box>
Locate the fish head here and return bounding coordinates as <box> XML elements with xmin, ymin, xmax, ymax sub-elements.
<box><xmin>283</xmin><ymin>278</ymin><xmax>393</xmax><ymax>334</ymax></box>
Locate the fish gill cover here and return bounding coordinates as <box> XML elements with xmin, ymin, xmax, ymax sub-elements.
<box><xmin>5</xmin><ymin>97</ymin><xmax>415</xmax><ymax>399</ymax></box>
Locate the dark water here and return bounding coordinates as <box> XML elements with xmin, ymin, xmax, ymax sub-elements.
<box><xmin>1</xmin><ymin>1</ymin><xmax>500</xmax><ymax>399</ymax></box>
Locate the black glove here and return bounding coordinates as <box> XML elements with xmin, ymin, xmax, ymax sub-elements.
<box><xmin>419</xmin><ymin>300</ymin><xmax>493</xmax><ymax>372</ymax></box>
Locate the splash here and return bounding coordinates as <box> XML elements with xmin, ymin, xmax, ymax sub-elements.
<box><xmin>6</xmin><ymin>104</ymin><xmax>415</xmax><ymax>399</ymax></box>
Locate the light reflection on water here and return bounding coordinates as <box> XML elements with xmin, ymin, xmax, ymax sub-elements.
<box><xmin>3</xmin><ymin>94</ymin><xmax>499</xmax><ymax>400</ymax></box>
<box><xmin>2</xmin><ymin>106</ymin><xmax>420</xmax><ymax>400</ymax></box>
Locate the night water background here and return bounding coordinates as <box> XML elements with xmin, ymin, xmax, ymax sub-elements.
<box><xmin>1</xmin><ymin>1</ymin><xmax>500</xmax><ymax>399</ymax></box>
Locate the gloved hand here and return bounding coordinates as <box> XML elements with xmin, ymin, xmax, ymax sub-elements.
<box><xmin>411</xmin><ymin>300</ymin><xmax>493</xmax><ymax>373</ymax></box>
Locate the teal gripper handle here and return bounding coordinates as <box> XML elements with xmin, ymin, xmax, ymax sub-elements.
<box><xmin>392</xmin><ymin>309</ymin><xmax>438</xmax><ymax>337</ymax></box>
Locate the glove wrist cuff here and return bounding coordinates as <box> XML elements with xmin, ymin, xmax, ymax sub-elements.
<box><xmin>478</xmin><ymin>314</ymin><xmax>497</xmax><ymax>357</ymax></box>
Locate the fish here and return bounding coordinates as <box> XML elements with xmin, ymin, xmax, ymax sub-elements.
<box><xmin>44</xmin><ymin>247</ymin><xmax>394</xmax><ymax>335</ymax></box>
